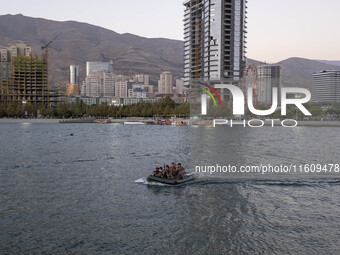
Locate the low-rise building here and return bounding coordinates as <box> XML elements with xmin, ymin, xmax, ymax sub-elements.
<box><xmin>81</xmin><ymin>97</ymin><xmax>98</xmax><ymax>106</ymax></box>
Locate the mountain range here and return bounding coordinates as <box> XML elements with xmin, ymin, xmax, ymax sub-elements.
<box><xmin>0</xmin><ymin>14</ymin><xmax>339</xmax><ymax>89</ymax></box>
<box><xmin>0</xmin><ymin>14</ymin><xmax>184</xmax><ymax>86</ymax></box>
<box><xmin>251</xmin><ymin>58</ymin><xmax>340</xmax><ymax>89</ymax></box>
<box><xmin>314</xmin><ymin>60</ymin><xmax>340</xmax><ymax>67</ymax></box>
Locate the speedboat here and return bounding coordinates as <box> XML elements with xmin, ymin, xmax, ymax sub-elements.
<box><xmin>147</xmin><ymin>173</ymin><xmax>197</xmax><ymax>185</ymax></box>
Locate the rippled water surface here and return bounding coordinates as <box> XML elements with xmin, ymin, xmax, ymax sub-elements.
<box><xmin>0</xmin><ymin>123</ymin><xmax>339</xmax><ymax>254</ymax></box>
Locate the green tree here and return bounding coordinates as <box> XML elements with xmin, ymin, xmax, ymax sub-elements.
<box><xmin>310</xmin><ymin>108</ymin><xmax>322</xmax><ymax>116</ymax></box>
<box><xmin>6</xmin><ymin>104</ymin><xmax>16</xmax><ymax>117</ymax></box>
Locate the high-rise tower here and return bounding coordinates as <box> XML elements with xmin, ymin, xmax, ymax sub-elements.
<box><xmin>257</xmin><ymin>65</ymin><xmax>282</xmax><ymax>105</ymax></box>
<box><xmin>158</xmin><ymin>71</ymin><xmax>173</xmax><ymax>94</ymax></box>
<box><xmin>183</xmin><ymin>0</ymin><xmax>247</xmax><ymax>87</ymax></box>
<box><xmin>69</xmin><ymin>65</ymin><xmax>79</xmax><ymax>85</ymax></box>
<box><xmin>0</xmin><ymin>43</ymin><xmax>49</xmax><ymax>105</ymax></box>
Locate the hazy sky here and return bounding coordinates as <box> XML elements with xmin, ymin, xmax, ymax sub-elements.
<box><xmin>1</xmin><ymin>0</ymin><xmax>340</xmax><ymax>62</ymax></box>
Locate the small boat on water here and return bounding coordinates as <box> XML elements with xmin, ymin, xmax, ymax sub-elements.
<box><xmin>147</xmin><ymin>173</ymin><xmax>197</xmax><ymax>185</ymax></box>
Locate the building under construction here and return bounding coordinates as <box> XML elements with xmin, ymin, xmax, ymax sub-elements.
<box><xmin>183</xmin><ymin>0</ymin><xmax>248</xmax><ymax>117</ymax></box>
<box><xmin>0</xmin><ymin>42</ymin><xmax>49</xmax><ymax>105</ymax></box>
<box><xmin>183</xmin><ymin>0</ymin><xmax>247</xmax><ymax>87</ymax></box>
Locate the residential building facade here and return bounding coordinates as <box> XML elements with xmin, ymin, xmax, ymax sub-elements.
<box><xmin>175</xmin><ymin>78</ymin><xmax>185</xmax><ymax>94</ymax></box>
<box><xmin>158</xmin><ymin>71</ymin><xmax>173</xmax><ymax>94</ymax></box>
<box><xmin>115</xmin><ymin>81</ymin><xmax>128</xmax><ymax>98</ymax></box>
<box><xmin>183</xmin><ymin>0</ymin><xmax>247</xmax><ymax>87</ymax></box>
<box><xmin>312</xmin><ymin>70</ymin><xmax>340</xmax><ymax>102</ymax></box>
<box><xmin>82</xmin><ymin>71</ymin><xmax>115</xmax><ymax>98</ymax></box>
<box><xmin>257</xmin><ymin>65</ymin><xmax>282</xmax><ymax>105</ymax></box>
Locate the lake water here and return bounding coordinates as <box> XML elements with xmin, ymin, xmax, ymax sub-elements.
<box><xmin>0</xmin><ymin>123</ymin><xmax>339</xmax><ymax>254</ymax></box>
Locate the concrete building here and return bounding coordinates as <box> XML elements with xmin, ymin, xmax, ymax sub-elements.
<box><xmin>66</xmin><ymin>95</ymin><xmax>159</xmax><ymax>106</ymax></box>
<box><xmin>81</xmin><ymin>97</ymin><xmax>98</xmax><ymax>106</ymax></box>
<box><xmin>85</xmin><ymin>73</ymin><xmax>101</xmax><ymax>97</ymax></box>
<box><xmin>183</xmin><ymin>0</ymin><xmax>247</xmax><ymax>87</ymax></box>
<box><xmin>116</xmin><ymin>74</ymin><xmax>128</xmax><ymax>82</ymax></box>
<box><xmin>122</xmin><ymin>98</ymin><xmax>159</xmax><ymax>105</ymax></box>
<box><xmin>312</xmin><ymin>70</ymin><xmax>340</xmax><ymax>102</ymax></box>
<box><xmin>80</xmin><ymin>81</ymin><xmax>86</xmax><ymax>96</ymax></box>
<box><xmin>86</xmin><ymin>61</ymin><xmax>114</xmax><ymax>76</ymax></box>
<box><xmin>257</xmin><ymin>65</ymin><xmax>282</xmax><ymax>105</ymax></box>
<box><xmin>66</xmin><ymin>95</ymin><xmax>118</xmax><ymax>106</ymax></box>
<box><xmin>115</xmin><ymin>81</ymin><xmax>128</xmax><ymax>98</ymax></box>
<box><xmin>133</xmin><ymin>74</ymin><xmax>150</xmax><ymax>85</ymax></box>
<box><xmin>67</xmin><ymin>96</ymin><xmax>79</xmax><ymax>104</ymax></box>
<box><xmin>102</xmin><ymin>72</ymin><xmax>115</xmax><ymax>97</ymax></box>
<box><xmin>83</xmin><ymin>71</ymin><xmax>115</xmax><ymax>98</ymax></box>
<box><xmin>175</xmin><ymin>78</ymin><xmax>185</xmax><ymax>94</ymax></box>
<box><xmin>158</xmin><ymin>71</ymin><xmax>173</xmax><ymax>94</ymax></box>
<box><xmin>131</xmin><ymin>83</ymin><xmax>147</xmax><ymax>98</ymax></box>
<box><xmin>99</xmin><ymin>97</ymin><xmax>116</xmax><ymax>105</ymax></box>
<box><xmin>0</xmin><ymin>42</ymin><xmax>49</xmax><ymax>105</ymax></box>
<box><xmin>173</xmin><ymin>94</ymin><xmax>186</xmax><ymax>104</ymax></box>
<box><xmin>144</xmin><ymin>85</ymin><xmax>154</xmax><ymax>96</ymax></box>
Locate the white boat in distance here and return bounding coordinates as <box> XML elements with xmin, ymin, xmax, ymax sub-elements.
<box><xmin>124</xmin><ymin>121</ymin><xmax>146</xmax><ymax>125</ymax></box>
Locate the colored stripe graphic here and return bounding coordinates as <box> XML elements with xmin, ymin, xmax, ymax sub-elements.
<box><xmin>199</xmin><ymin>88</ymin><xmax>217</xmax><ymax>106</ymax></box>
<box><xmin>200</xmin><ymin>83</ymin><xmax>223</xmax><ymax>106</ymax></box>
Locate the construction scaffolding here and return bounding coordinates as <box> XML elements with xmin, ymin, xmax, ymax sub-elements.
<box><xmin>0</xmin><ymin>44</ymin><xmax>49</xmax><ymax>105</ymax></box>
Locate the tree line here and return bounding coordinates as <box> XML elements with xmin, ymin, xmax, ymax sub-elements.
<box><xmin>1</xmin><ymin>97</ymin><xmax>340</xmax><ymax>119</ymax></box>
<box><xmin>0</xmin><ymin>97</ymin><xmax>190</xmax><ymax>118</ymax></box>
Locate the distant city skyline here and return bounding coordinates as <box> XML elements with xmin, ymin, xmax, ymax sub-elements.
<box><xmin>1</xmin><ymin>0</ymin><xmax>340</xmax><ymax>62</ymax></box>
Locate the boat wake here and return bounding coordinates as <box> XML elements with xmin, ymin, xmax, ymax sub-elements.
<box><xmin>135</xmin><ymin>174</ymin><xmax>340</xmax><ymax>187</ymax></box>
<box><xmin>134</xmin><ymin>177</ymin><xmax>167</xmax><ymax>186</ymax></box>
<box><xmin>134</xmin><ymin>172</ymin><xmax>200</xmax><ymax>186</ymax></box>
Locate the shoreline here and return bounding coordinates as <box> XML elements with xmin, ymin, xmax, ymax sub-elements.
<box><xmin>296</xmin><ymin>121</ymin><xmax>340</xmax><ymax>127</ymax></box>
<box><xmin>0</xmin><ymin>118</ymin><xmax>61</xmax><ymax>124</ymax></box>
<box><xmin>1</xmin><ymin>118</ymin><xmax>340</xmax><ymax>127</ymax></box>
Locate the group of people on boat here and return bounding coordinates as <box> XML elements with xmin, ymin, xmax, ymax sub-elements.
<box><xmin>153</xmin><ymin>162</ymin><xmax>186</xmax><ymax>179</ymax></box>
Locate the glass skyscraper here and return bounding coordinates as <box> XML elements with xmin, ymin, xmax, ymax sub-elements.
<box><xmin>86</xmin><ymin>61</ymin><xmax>114</xmax><ymax>76</ymax></box>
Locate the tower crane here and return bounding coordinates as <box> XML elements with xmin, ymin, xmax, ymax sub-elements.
<box><xmin>41</xmin><ymin>33</ymin><xmax>62</xmax><ymax>51</ymax></box>
<box><xmin>40</xmin><ymin>33</ymin><xmax>62</xmax><ymax>107</ymax></box>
